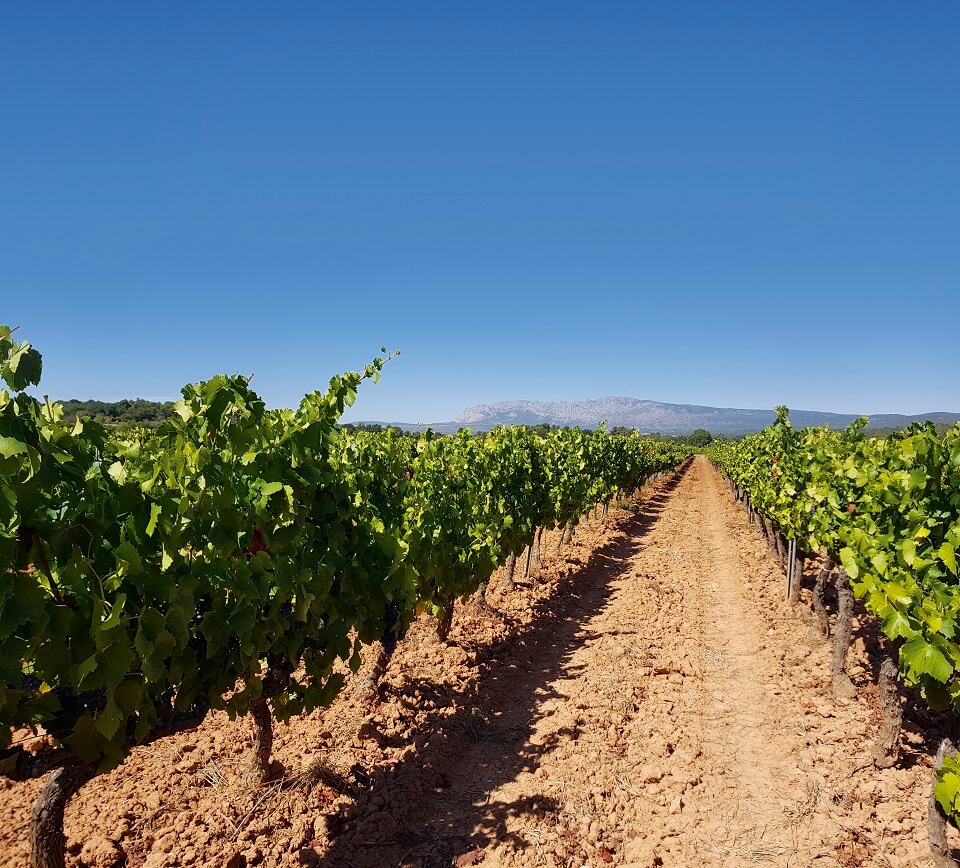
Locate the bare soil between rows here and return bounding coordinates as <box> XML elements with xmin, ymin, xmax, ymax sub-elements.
<box><xmin>3</xmin><ymin>456</ymin><xmax>958</xmax><ymax>867</ymax></box>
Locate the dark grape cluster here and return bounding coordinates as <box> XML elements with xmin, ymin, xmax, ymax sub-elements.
<box><xmin>50</xmin><ymin>688</ymin><xmax>108</xmax><ymax>715</ymax></box>
<box><xmin>193</xmin><ymin>594</ymin><xmax>213</xmax><ymax>624</ymax></box>
<box><xmin>381</xmin><ymin>603</ymin><xmax>402</xmax><ymax>655</ymax></box>
<box><xmin>77</xmin><ymin>690</ymin><xmax>107</xmax><ymax>714</ymax></box>
<box><xmin>51</xmin><ymin>687</ymin><xmax>81</xmax><ymax>715</ymax></box>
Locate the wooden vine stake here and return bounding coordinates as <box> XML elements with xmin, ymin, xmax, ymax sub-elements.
<box><xmin>831</xmin><ymin>567</ymin><xmax>857</xmax><ymax>699</ymax></box>
<box><xmin>789</xmin><ymin>540</ymin><xmax>803</xmax><ymax>605</ymax></box>
<box><xmin>871</xmin><ymin>657</ymin><xmax>903</xmax><ymax>769</ymax></box>
<box><xmin>930</xmin><ymin>739</ymin><xmax>959</xmax><ymax>868</ymax></box>
<box><xmin>785</xmin><ymin>538</ymin><xmax>796</xmax><ymax>602</ymax></box>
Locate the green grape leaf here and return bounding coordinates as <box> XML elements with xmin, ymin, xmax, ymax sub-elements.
<box><xmin>924</xmin><ymin>676</ymin><xmax>952</xmax><ymax>710</ymax></box>
<box><xmin>839</xmin><ymin>548</ymin><xmax>860</xmax><ymax>580</ymax></box>
<box><xmin>68</xmin><ymin>714</ymin><xmax>103</xmax><ymax>762</ymax></box>
<box><xmin>97</xmin><ymin>641</ymin><xmax>135</xmax><ymax>689</ymax></box>
<box><xmin>2</xmin><ymin>343</ymin><xmax>42</xmax><ymax>391</ymax></box>
<box><xmin>95</xmin><ymin>696</ymin><xmax>124</xmax><ymax>740</ymax></box>
<box><xmin>936</xmin><ymin>769</ymin><xmax>960</xmax><ymax>815</ymax></box>
<box><xmin>115</xmin><ymin>543</ymin><xmax>142</xmax><ymax>576</ymax></box>
<box><xmin>199</xmin><ymin>611</ymin><xmax>230</xmax><ymax>656</ymax></box>
<box><xmin>902</xmin><ymin>635</ymin><xmax>953</xmax><ymax>683</ymax></box>
<box><xmin>0</xmin><ymin>437</ymin><xmax>28</xmax><ymax>459</ymax></box>
<box><xmin>146</xmin><ymin>504</ymin><xmax>161</xmax><ymax>538</ymax></box>
<box><xmin>881</xmin><ymin>607</ymin><xmax>915</xmax><ymax>640</ymax></box>
<box><xmin>901</xmin><ymin>539</ymin><xmax>917</xmax><ymax>566</ymax></box>
<box><xmin>98</xmin><ymin>596</ymin><xmax>128</xmax><ymax>632</ymax></box>
<box><xmin>939</xmin><ymin>543</ymin><xmax>957</xmax><ymax>576</ymax></box>
<box><xmin>76</xmin><ymin>653</ymin><xmax>100</xmax><ymax>686</ymax></box>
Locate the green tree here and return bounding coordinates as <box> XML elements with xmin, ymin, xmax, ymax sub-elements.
<box><xmin>687</xmin><ymin>428</ymin><xmax>713</xmax><ymax>447</ymax></box>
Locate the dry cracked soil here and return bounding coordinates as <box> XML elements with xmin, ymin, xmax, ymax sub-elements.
<box><xmin>2</xmin><ymin>456</ymin><xmax>958</xmax><ymax>867</ymax></box>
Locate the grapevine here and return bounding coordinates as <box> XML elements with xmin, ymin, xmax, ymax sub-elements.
<box><xmin>0</xmin><ymin>327</ymin><xmax>688</xmax><ymax>865</ymax></box>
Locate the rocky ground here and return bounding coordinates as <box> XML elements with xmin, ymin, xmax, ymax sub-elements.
<box><xmin>2</xmin><ymin>456</ymin><xmax>957</xmax><ymax>867</ymax></box>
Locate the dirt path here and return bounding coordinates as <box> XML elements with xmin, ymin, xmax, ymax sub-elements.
<box><xmin>1</xmin><ymin>457</ymin><xmax>948</xmax><ymax>868</ymax></box>
<box><xmin>336</xmin><ymin>455</ymin><xmax>938</xmax><ymax>868</ymax></box>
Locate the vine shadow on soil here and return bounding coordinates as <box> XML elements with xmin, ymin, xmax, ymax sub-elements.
<box><xmin>310</xmin><ymin>472</ymin><xmax>686</xmax><ymax>868</ymax></box>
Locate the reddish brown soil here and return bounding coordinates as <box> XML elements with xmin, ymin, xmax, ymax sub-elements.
<box><xmin>2</xmin><ymin>457</ymin><xmax>956</xmax><ymax>867</ymax></box>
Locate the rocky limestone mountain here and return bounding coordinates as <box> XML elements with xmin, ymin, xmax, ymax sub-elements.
<box><xmin>353</xmin><ymin>397</ymin><xmax>959</xmax><ymax>435</ymax></box>
<box><xmin>444</xmin><ymin>397</ymin><xmax>960</xmax><ymax>435</ymax></box>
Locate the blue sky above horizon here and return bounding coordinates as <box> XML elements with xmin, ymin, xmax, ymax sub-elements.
<box><xmin>3</xmin><ymin>2</ymin><xmax>958</xmax><ymax>422</ymax></box>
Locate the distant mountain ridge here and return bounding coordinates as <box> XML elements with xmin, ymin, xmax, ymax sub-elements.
<box><xmin>360</xmin><ymin>397</ymin><xmax>960</xmax><ymax>436</ymax></box>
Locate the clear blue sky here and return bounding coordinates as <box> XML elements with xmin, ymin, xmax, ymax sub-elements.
<box><xmin>3</xmin><ymin>2</ymin><xmax>957</xmax><ymax>421</ymax></box>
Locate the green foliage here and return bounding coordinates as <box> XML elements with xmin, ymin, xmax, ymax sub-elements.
<box><xmin>1</xmin><ymin>329</ymin><xmax>690</xmax><ymax>779</ymax></box>
<box><xmin>59</xmin><ymin>399</ymin><xmax>178</xmax><ymax>428</ymax></box>
<box><xmin>937</xmin><ymin>755</ymin><xmax>960</xmax><ymax>816</ymax></box>
<box><xmin>708</xmin><ymin>409</ymin><xmax>960</xmax><ymax>821</ymax></box>
<box><xmin>0</xmin><ymin>327</ymin><xmax>42</xmax><ymax>392</ymax></box>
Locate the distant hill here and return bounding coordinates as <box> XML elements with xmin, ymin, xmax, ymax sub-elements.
<box><xmin>358</xmin><ymin>397</ymin><xmax>960</xmax><ymax>436</ymax></box>
<box><xmin>61</xmin><ymin>395</ymin><xmax>960</xmax><ymax>436</ymax></box>
<box><xmin>59</xmin><ymin>398</ymin><xmax>177</xmax><ymax>427</ymax></box>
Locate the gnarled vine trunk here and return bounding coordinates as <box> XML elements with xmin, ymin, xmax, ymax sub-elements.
<box><xmin>436</xmin><ymin>602</ymin><xmax>455</xmax><ymax>642</ymax></box>
<box><xmin>872</xmin><ymin>657</ymin><xmax>903</xmax><ymax>769</ymax></box>
<box><xmin>501</xmin><ymin>551</ymin><xmax>517</xmax><ymax>593</ymax></box>
<box><xmin>929</xmin><ymin>738</ymin><xmax>959</xmax><ymax>868</ymax></box>
<box><xmin>762</xmin><ymin>519</ymin><xmax>778</xmax><ymax>560</ymax></box>
<box><xmin>773</xmin><ymin>530</ymin><xmax>786</xmax><ymax>569</ymax></box>
<box><xmin>30</xmin><ymin>762</ymin><xmax>97</xmax><ymax>868</ymax></box>
<box><xmin>248</xmin><ymin>697</ymin><xmax>274</xmax><ymax>785</ymax></box>
<box><xmin>831</xmin><ymin>567</ymin><xmax>856</xmax><ymax>698</ymax></box>
<box><xmin>354</xmin><ymin>640</ymin><xmax>396</xmax><ymax>701</ymax></box>
<box><xmin>806</xmin><ymin>559</ymin><xmax>833</xmax><ymax>645</ymax></box>
<box><xmin>473</xmin><ymin>579</ymin><xmax>490</xmax><ymax>605</ymax></box>
<box><xmin>532</xmin><ymin>526</ymin><xmax>543</xmax><ymax>575</ymax></box>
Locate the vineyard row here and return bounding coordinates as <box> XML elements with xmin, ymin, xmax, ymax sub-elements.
<box><xmin>706</xmin><ymin>409</ymin><xmax>960</xmax><ymax>836</ymax></box>
<box><xmin>0</xmin><ymin>327</ymin><xmax>689</xmax><ymax>866</ymax></box>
